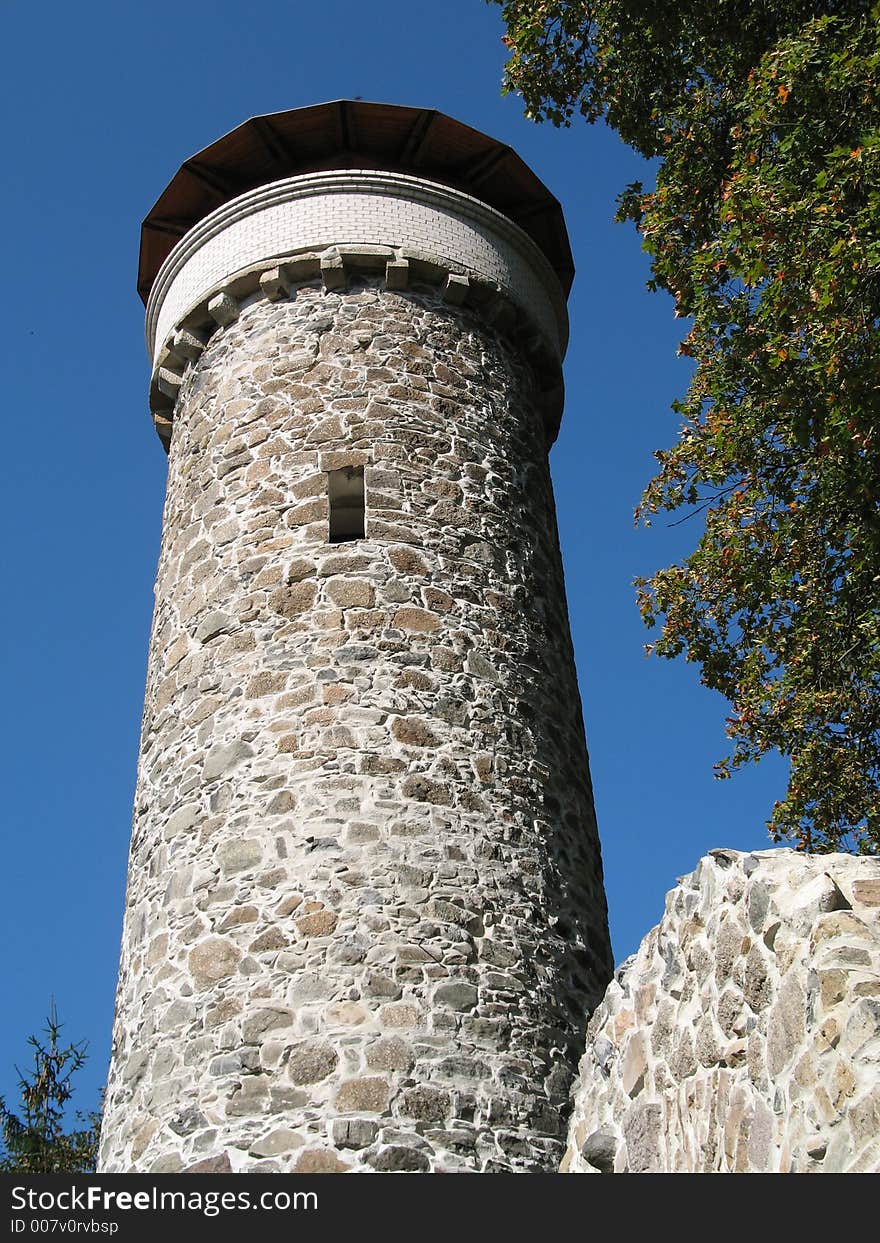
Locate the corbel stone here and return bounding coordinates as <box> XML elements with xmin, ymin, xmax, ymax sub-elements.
<box><xmin>320</xmin><ymin>251</ymin><xmax>346</xmax><ymax>291</ymax></box>
<box><xmin>207</xmin><ymin>291</ymin><xmax>239</xmax><ymax>327</ymax></box>
<box><xmin>485</xmin><ymin>292</ymin><xmax>517</xmax><ymax>334</ymax></box>
<box><xmin>385</xmin><ymin>258</ymin><xmax>410</xmax><ymax>290</ymax></box>
<box><xmin>148</xmin><ymin>389</ymin><xmax>173</xmax><ymax>418</ymax></box>
<box><xmin>442</xmin><ymin>273</ymin><xmax>470</xmax><ymax>306</ymax></box>
<box><xmin>152</xmin><ymin>412</ymin><xmax>173</xmax><ymax>444</ymax></box>
<box><xmin>149</xmin><ymin>360</ymin><xmax>173</xmax><ymax>407</ymax></box>
<box><xmin>260</xmin><ymin>267</ymin><xmax>292</xmax><ymax>302</ymax></box>
<box><xmin>156</xmin><ymin>367</ymin><xmax>184</xmax><ymax>400</ymax></box>
<box><xmin>155</xmin><ymin>341</ymin><xmax>184</xmax><ymax>372</ymax></box>
<box><xmin>173</xmin><ymin>327</ymin><xmax>209</xmax><ymax>360</ymax></box>
<box><xmin>524</xmin><ymin>332</ymin><xmax>556</xmax><ymax>372</ymax></box>
<box><xmin>534</xmin><ymin>369</ymin><xmax>565</xmax><ymax>446</ymax></box>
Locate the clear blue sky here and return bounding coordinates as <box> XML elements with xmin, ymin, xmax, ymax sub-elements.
<box><xmin>0</xmin><ymin>0</ymin><xmax>782</xmax><ymax>1123</ymax></box>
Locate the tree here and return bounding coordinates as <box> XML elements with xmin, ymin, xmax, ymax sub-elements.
<box><xmin>490</xmin><ymin>0</ymin><xmax>880</xmax><ymax>852</ymax></box>
<box><xmin>0</xmin><ymin>1006</ymin><xmax>102</xmax><ymax>1173</ymax></box>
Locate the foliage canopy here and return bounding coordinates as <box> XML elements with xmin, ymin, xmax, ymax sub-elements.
<box><xmin>491</xmin><ymin>0</ymin><xmax>880</xmax><ymax>852</ymax></box>
<box><xmin>0</xmin><ymin>1007</ymin><xmax>101</xmax><ymax>1173</ymax></box>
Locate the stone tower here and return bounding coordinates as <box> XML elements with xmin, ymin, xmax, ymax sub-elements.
<box><xmin>99</xmin><ymin>101</ymin><xmax>613</xmax><ymax>1174</ymax></box>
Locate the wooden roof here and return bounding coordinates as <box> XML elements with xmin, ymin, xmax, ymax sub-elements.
<box><xmin>139</xmin><ymin>100</ymin><xmax>574</xmax><ymax>305</ymax></box>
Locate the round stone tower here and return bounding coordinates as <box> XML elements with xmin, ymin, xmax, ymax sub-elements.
<box><xmin>99</xmin><ymin>101</ymin><xmax>613</xmax><ymax>1174</ymax></box>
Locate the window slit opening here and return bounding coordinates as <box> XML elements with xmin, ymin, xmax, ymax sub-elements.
<box><xmin>328</xmin><ymin>466</ymin><xmax>365</xmax><ymax>543</ymax></box>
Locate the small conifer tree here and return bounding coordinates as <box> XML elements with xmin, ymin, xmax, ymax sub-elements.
<box><xmin>0</xmin><ymin>1004</ymin><xmax>101</xmax><ymax>1173</ymax></box>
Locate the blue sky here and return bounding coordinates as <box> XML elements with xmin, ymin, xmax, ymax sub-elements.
<box><xmin>0</xmin><ymin>0</ymin><xmax>783</xmax><ymax>1124</ymax></box>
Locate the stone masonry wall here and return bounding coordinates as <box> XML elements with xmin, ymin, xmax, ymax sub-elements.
<box><xmin>563</xmin><ymin>849</ymin><xmax>880</xmax><ymax>1173</ymax></box>
<box><xmin>99</xmin><ymin>276</ymin><xmax>612</xmax><ymax>1173</ymax></box>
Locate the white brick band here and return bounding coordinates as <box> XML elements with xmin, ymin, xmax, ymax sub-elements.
<box><xmin>146</xmin><ymin>171</ymin><xmax>569</xmax><ymax>366</ymax></box>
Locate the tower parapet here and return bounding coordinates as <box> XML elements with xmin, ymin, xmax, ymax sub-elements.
<box><xmin>100</xmin><ymin>101</ymin><xmax>612</xmax><ymax>1173</ymax></box>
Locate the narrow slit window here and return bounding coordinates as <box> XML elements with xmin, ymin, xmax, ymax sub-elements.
<box><xmin>328</xmin><ymin>466</ymin><xmax>365</xmax><ymax>543</ymax></box>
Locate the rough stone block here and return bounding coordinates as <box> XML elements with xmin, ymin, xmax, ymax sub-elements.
<box><xmin>194</xmin><ymin>610</ymin><xmax>232</xmax><ymax>642</ymax></box>
<box><xmin>294</xmin><ymin>1150</ymin><xmax>349</xmax><ymax>1173</ymax></box>
<box><xmin>623</xmin><ymin>1101</ymin><xmax>663</xmax><ymax>1173</ymax></box>
<box><xmin>366</xmin><ymin>1036</ymin><xmax>413</xmax><ymax>1071</ymax></box>
<box><xmin>188</xmin><ymin>938</ymin><xmax>241</xmax><ymax>989</ymax></box>
<box><xmin>485</xmin><ymin>293</ymin><xmax>516</xmax><ymax>332</ymax></box>
<box><xmin>385</xmin><ymin>258</ymin><xmax>410</xmax><ymax>290</ymax></box>
<box><xmin>260</xmin><ymin>267</ymin><xmax>292</xmax><ymax>301</ymax></box>
<box><xmin>207</xmin><ymin>291</ymin><xmax>239</xmax><ymax>326</ymax></box>
<box><xmin>217</xmin><ymin>838</ymin><xmax>263</xmax><ymax>876</ymax></box>
<box><xmin>156</xmin><ymin>367</ymin><xmax>183</xmax><ymax>399</ymax></box>
<box><xmin>853</xmin><ymin>879</ymin><xmax>880</xmax><ymax>907</ymax></box>
<box><xmin>326</xmin><ymin>577</ymin><xmax>375</xmax><ymax>608</ymax></box>
<box><xmin>185</xmin><ymin>1153</ymin><xmax>232</xmax><ymax>1173</ymax></box>
<box><xmin>173</xmin><ymin>327</ymin><xmax>208</xmax><ymax>359</ymax></box>
<box><xmin>250</xmin><ymin>1128</ymin><xmax>303</xmax><ymax>1157</ymax></box>
<box><xmin>433</xmin><ymin>981</ymin><xmax>478</xmax><ymax>1011</ymax></box>
<box><xmin>287</xmin><ymin>1042</ymin><xmax>338</xmax><ymax>1085</ymax></box>
<box><xmin>580</xmin><ymin>1128</ymin><xmax>618</xmax><ymax>1174</ymax></box>
<box><xmin>203</xmin><ymin>739</ymin><xmax>253</xmax><ymax>781</ymax></box>
<box><xmin>331</xmin><ymin>1119</ymin><xmax>379</xmax><ymax>1149</ymax></box>
<box><xmin>368</xmin><ymin>1146</ymin><xmax>431</xmax><ymax>1172</ymax></box>
<box><xmin>320</xmin><ymin>254</ymin><xmax>346</xmax><ymax>290</ymax></box>
<box><xmin>393</xmin><ymin>607</ymin><xmax>440</xmax><ymax>632</ymax></box>
<box><xmin>152</xmin><ymin>412</ymin><xmax>173</xmax><ymax>442</ymax></box>
<box><xmin>335</xmin><ymin>1077</ymin><xmax>390</xmax><ymax>1114</ymax></box>
<box><xmin>442</xmin><ymin>273</ymin><xmax>470</xmax><ymax>305</ymax></box>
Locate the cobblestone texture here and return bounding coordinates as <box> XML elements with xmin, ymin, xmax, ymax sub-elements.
<box><xmin>563</xmin><ymin>849</ymin><xmax>880</xmax><ymax>1173</ymax></box>
<box><xmin>99</xmin><ymin>277</ymin><xmax>612</xmax><ymax>1173</ymax></box>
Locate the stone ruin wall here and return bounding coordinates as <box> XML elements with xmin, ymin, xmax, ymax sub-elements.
<box><xmin>99</xmin><ymin>274</ymin><xmax>612</xmax><ymax>1174</ymax></box>
<box><xmin>563</xmin><ymin>849</ymin><xmax>880</xmax><ymax>1173</ymax></box>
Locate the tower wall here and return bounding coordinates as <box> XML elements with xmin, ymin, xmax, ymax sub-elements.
<box><xmin>100</xmin><ymin>153</ymin><xmax>612</xmax><ymax>1174</ymax></box>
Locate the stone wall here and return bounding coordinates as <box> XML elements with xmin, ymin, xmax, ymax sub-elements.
<box><xmin>563</xmin><ymin>849</ymin><xmax>880</xmax><ymax>1173</ymax></box>
<box><xmin>99</xmin><ymin>275</ymin><xmax>612</xmax><ymax>1174</ymax></box>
